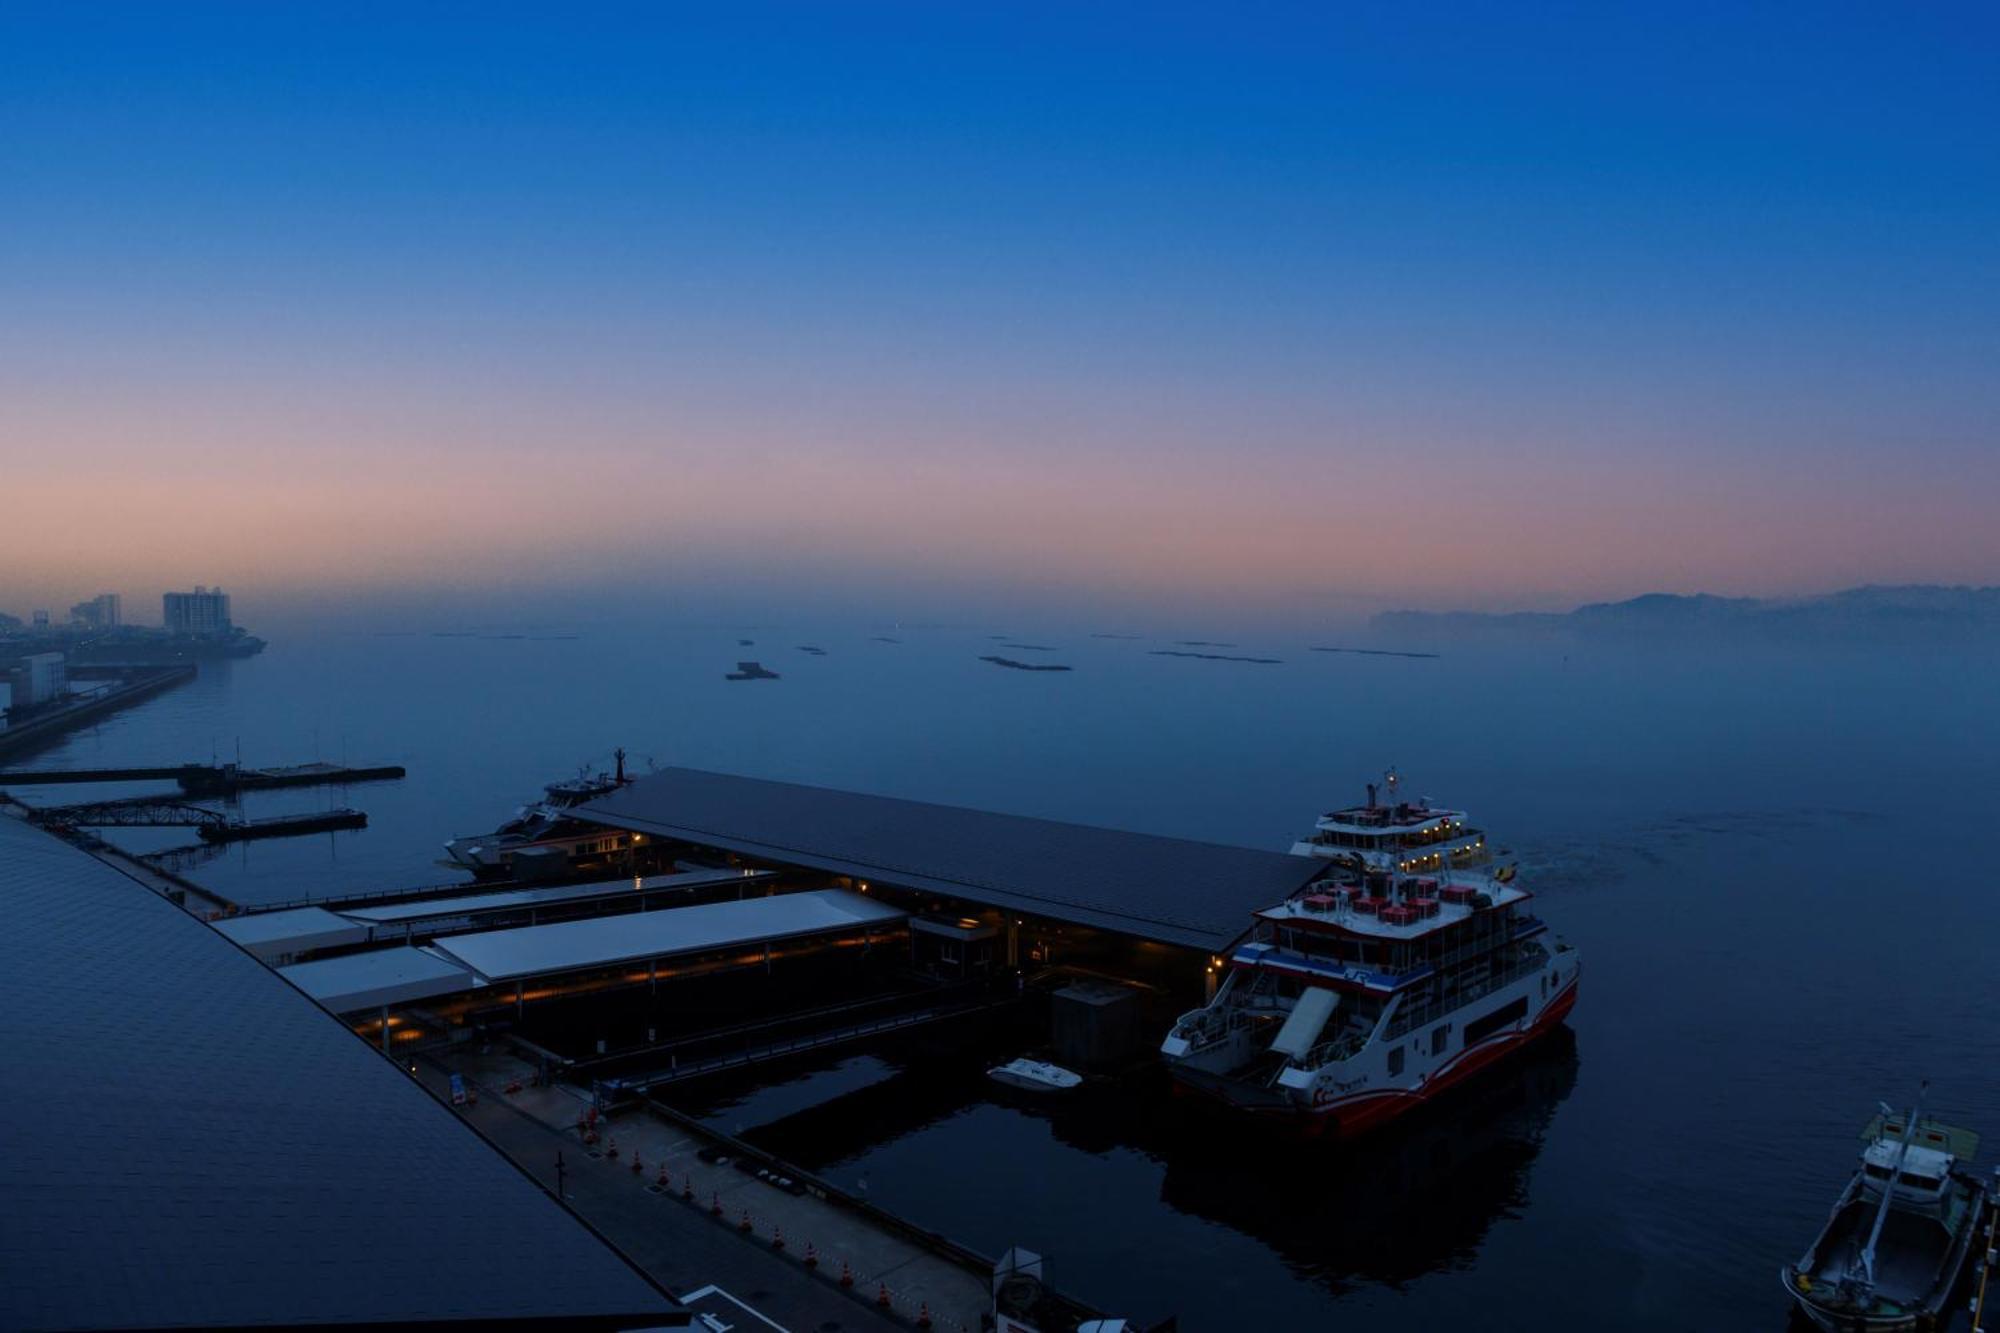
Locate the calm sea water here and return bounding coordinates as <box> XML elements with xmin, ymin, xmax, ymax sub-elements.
<box><xmin>15</xmin><ymin>623</ymin><xmax>1999</xmax><ymax>1330</ymax></box>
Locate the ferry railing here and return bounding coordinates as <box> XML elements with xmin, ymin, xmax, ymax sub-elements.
<box><xmin>1171</xmin><ymin>1005</ymin><xmax>1262</xmax><ymax>1051</ymax></box>
<box><xmin>1383</xmin><ymin>947</ymin><xmax>1549</xmax><ymax>1040</ymax></box>
<box><xmin>1295</xmin><ymin>1030</ymin><xmax>1369</xmax><ymax>1070</ymax></box>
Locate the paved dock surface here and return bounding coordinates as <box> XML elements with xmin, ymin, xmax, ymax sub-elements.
<box><xmin>420</xmin><ymin>1051</ymin><xmax>993</xmax><ymax>1333</ymax></box>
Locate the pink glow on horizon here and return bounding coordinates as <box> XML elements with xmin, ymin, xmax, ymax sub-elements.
<box><xmin>8</xmin><ymin>376</ymin><xmax>1997</xmax><ymax>620</ymax></box>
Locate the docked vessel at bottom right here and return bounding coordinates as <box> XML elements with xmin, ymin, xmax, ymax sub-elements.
<box><xmin>1783</xmin><ymin>1097</ymin><xmax>1995</xmax><ymax>1332</ymax></box>
<box><xmin>1160</xmin><ymin>776</ymin><xmax>1579</xmax><ymax>1138</ymax></box>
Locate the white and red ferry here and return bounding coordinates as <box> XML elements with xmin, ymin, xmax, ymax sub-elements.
<box><xmin>1162</xmin><ymin>776</ymin><xmax>1578</xmax><ymax>1138</ymax></box>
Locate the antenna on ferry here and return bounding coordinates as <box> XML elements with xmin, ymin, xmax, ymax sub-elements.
<box><xmin>614</xmin><ymin>747</ymin><xmax>626</xmax><ymax>783</ymax></box>
<box><xmin>1853</xmin><ymin>1081</ymin><xmax>1930</xmax><ymax>1297</ymax></box>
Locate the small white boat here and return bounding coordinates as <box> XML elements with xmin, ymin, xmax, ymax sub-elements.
<box><xmin>987</xmin><ymin>1058</ymin><xmax>1082</xmax><ymax>1093</ymax></box>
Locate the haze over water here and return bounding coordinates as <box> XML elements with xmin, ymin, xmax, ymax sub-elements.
<box><xmin>21</xmin><ymin>624</ymin><xmax>1998</xmax><ymax>1329</ymax></box>
<box><xmin>7</xmin><ymin>4</ymin><xmax>2000</xmax><ymax>1327</ymax></box>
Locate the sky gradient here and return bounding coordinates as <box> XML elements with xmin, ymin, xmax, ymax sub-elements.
<box><xmin>5</xmin><ymin>4</ymin><xmax>1998</xmax><ymax>626</ymax></box>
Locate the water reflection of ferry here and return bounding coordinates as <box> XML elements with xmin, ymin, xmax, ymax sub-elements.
<box><xmin>729</xmin><ymin>1026</ymin><xmax>1577</xmax><ymax>1298</ymax></box>
<box><xmin>1162</xmin><ymin>775</ymin><xmax>1578</xmax><ymax>1138</ymax></box>
<box><xmin>1157</xmin><ymin>1028</ymin><xmax>1579</xmax><ymax>1288</ymax></box>
<box><xmin>441</xmin><ymin>750</ymin><xmax>636</xmax><ymax>879</ymax></box>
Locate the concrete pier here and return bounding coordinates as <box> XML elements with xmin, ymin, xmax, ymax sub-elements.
<box><xmin>0</xmin><ymin>759</ymin><xmax>405</xmax><ymax>793</ymax></box>
<box><xmin>0</xmin><ymin>665</ymin><xmax>196</xmax><ymax>760</ymax></box>
<box><xmin>428</xmin><ymin>1046</ymin><xmax>998</xmax><ymax>1333</ymax></box>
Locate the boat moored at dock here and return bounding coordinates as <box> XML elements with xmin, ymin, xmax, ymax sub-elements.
<box><xmin>1161</xmin><ymin>775</ymin><xmax>1577</xmax><ymax>1138</ymax></box>
<box><xmin>444</xmin><ymin>749</ymin><xmax>638</xmax><ymax>879</ymax></box>
<box><xmin>1782</xmin><ymin>1095</ymin><xmax>1992</xmax><ymax>1332</ymax></box>
<box><xmin>988</xmin><ymin>1058</ymin><xmax>1083</xmax><ymax>1093</ymax></box>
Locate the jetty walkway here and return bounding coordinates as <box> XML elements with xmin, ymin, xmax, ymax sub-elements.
<box><xmin>426</xmin><ymin>1046</ymin><xmax>996</xmax><ymax>1333</ymax></box>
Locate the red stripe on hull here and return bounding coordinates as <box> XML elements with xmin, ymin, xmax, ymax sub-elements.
<box><xmin>1318</xmin><ymin>980</ymin><xmax>1578</xmax><ymax>1139</ymax></box>
<box><xmin>1173</xmin><ymin>976</ymin><xmax>1580</xmax><ymax>1141</ymax></box>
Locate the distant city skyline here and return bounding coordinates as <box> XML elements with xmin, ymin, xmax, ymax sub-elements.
<box><xmin>5</xmin><ymin>5</ymin><xmax>1997</xmax><ymax>621</ymax></box>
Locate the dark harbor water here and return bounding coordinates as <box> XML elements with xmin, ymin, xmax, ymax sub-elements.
<box><xmin>14</xmin><ymin>623</ymin><xmax>1999</xmax><ymax>1330</ymax></box>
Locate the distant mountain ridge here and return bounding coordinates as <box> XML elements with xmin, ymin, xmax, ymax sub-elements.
<box><xmin>1373</xmin><ymin>585</ymin><xmax>2000</xmax><ymax>640</ymax></box>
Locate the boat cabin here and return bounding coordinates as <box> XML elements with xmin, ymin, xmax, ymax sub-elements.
<box><xmin>1859</xmin><ymin>1140</ymin><xmax>1955</xmax><ymax>1211</ymax></box>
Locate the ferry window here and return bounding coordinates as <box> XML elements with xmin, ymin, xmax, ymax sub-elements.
<box><xmin>1387</xmin><ymin>1045</ymin><xmax>1405</xmax><ymax>1077</ymax></box>
<box><xmin>1431</xmin><ymin>1025</ymin><xmax>1449</xmax><ymax>1056</ymax></box>
<box><xmin>1463</xmin><ymin>997</ymin><xmax>1529</xmax><ymax>1046</ymax></box>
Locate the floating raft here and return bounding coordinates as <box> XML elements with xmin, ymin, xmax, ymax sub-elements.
<box><xmin>198</xmin><ymin>809</ymin><xmax>368</xmax><ymax>843</ymax></box>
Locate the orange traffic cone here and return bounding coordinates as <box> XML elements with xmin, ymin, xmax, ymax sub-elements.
<box><xmin>738</xmin><ymin>1208</ymin><xmax>753</xmax><ymax>1233</ymax></box>
<box><xmin>656</xmin><ymin>1164</ymin><xmax>668</xmax><ymax>1188</ymax></box>
<box><xmin>803</xmin><ymin>1240</ymin><xmax>818</xmax><ymax>1269</ymax></box>
<box><xmin>681</xmin><ymin>1179</ymin><xmax>694</xmax><ymax>1201</ymax></box>
<box><xmin>606</xmin><ymin>1137</ymin><xmax>619</xmax><ymax>1160</ymax></box>
<box><xmin>710</xmin><ymin>1190</ymin><xmax>723</xmax><ymax>1216</ymax></box>
<box><xmin>630</xmin><ymin>1153</ymin><xmax>643</xmax><ymax>1176</ymax></box>
<box><xmin>838</xmin><ymin>1260</ymin><xmax>854</xmax><ymax>1288</ymax></box>
<box><xmin>771</xmin><ymin>1225</ymin><xmax>786</xmax><ymax>1251</ymax></box>
<box><xmin>876</xmin><ymin>1281</ymin><xmax>891</xmax><ymax>1308</ymax></box>
<box><xmin>916</xmin><ymin>1303</ymin><xmax>932</xmax><ymax>1329</ymax></box>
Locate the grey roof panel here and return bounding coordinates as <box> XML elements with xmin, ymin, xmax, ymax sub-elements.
<box><xmin>0</xmin><ymin>814</ymin><xmax>678</xmax><ymax>1331</ymax></box>
<box><xmin>576</xmin><ymin>767</ymin><xmax>1323</xmax><ymax>951</ymax></box>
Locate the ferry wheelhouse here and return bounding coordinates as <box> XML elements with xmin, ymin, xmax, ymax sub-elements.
<box><xmin>1289</xmin><ymin>769</ymin><xmax>1489</xmax><ymax>875</ymax></box>
<box><xmin>1163</xmin><ymin>778</ymin><xmax>1578</xmax><ymax>1137</ymax></box>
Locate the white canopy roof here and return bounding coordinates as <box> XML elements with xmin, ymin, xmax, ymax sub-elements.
<box><xmin>213</xmin><ymin>906</ymin><xmax>370</xmax><ymax>962</ymax></box>
<box><xmin>279</xmin><ymin>947</ymin><xmax>481</xmax><ymax>1013</ymax></box>
<box><xmin>341</xmin><ymin>866</ymin><xmax>770</xmax><ymax>927</ymax></box>
<box><xmin>429</xmin><ymin>888</ymin><xmax>905</xmax><ymax>983</ymax></box>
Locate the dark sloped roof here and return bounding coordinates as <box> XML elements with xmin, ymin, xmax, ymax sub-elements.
<box><xmin>0</xmin><ymin>814</ymin><xmax>680</xmax><ymax>1332</ymax></box>
<box><xmin>575</xmin><ymin>767</ymin><xmax>1322</xmax><ymax>951</ymax></box>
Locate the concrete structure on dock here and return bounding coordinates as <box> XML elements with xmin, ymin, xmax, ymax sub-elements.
<box><xmin>0</xmin><ymin>812</ymin><xmax>685</xmax><ymax>1331</ymax></box>
<box><xmin>571</xmin><ymin>766</ymin><xmax>1324</xmax><ymax>981</ymax></box>
<box><xmin>7</xmin><ymin>652</ymin><xmax>67</xmax><ymax>713</ymax></box>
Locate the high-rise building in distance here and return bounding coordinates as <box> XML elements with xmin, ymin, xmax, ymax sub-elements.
<box><xmin>163</xmin><ymin>587</ymin><xmax>232</xmax><ymax>636</ymax></box>
<box><xmin>69</xmin><ymin>593</ymin><xmax>122</xmax><ymax>628</ymax></box>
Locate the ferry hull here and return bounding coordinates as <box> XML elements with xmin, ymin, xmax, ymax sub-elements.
<box><xmin>1173</xmin><ymin>979</ymin><xmax>1579</xmax><ymax>1141</ymax></box>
